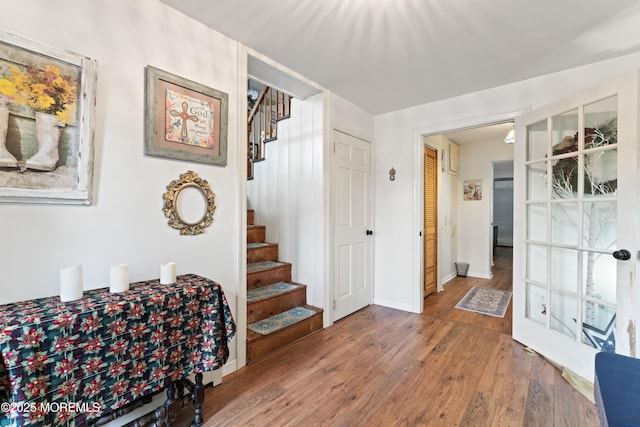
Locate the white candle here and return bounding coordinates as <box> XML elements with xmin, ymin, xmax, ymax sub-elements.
<box><xmin>60</xmin><ymin>265</ymin><xmax>83</xmax><ymax>302</ymax></box>
<box><xmin>160</xmin><ymin>262</ymin><xmax>176</xmax><ymax>284</ymax></box>
<box><xmin>110</xmin><ymin>264</ymin><xmax>129</xmax><ymax>293</ymax></box>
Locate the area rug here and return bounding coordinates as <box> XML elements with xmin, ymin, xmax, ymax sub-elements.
<box><xmin>455</xmin><ymin>286</ymin><xmax>512</xmax><ymax>318</ymax></box>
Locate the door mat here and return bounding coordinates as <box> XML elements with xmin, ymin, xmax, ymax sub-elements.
<box><xmin>455</xmin><ymin>286</ymin><xmax>512</xmax><ymax>318</ymax></box>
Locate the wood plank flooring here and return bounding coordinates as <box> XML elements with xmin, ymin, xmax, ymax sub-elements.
<box><xmin>186</xmin><ymin>247</ymin><xmax>598</xmax><ymax>426</ymax></box>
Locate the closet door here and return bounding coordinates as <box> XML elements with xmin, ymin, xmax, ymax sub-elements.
<box><xmin>424</xmin><ymin>145</ymin><xmax>437</xmax><ymax>297</ymax></box>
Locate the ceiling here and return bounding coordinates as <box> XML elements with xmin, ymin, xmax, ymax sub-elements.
<box><xmin>160</xmin><ymin>0</ymin><xmax>640</xmax><ymax>115</ymax></box>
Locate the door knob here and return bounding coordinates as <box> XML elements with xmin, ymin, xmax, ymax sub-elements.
<box><xmin>613</xmin><ymin>249</ymin><xmax>632</xmax><ymax>261</ymax></box>
<box><xmin>366</xmin><ymin>230</ymin><xmax>373</xmax><ymax>236</ymax></box>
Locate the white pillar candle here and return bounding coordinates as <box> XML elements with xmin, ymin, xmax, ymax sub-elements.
<box><xmin>109</xmin><ymin>264</ymin><xmax>129</xmax><ymax>293</ymax></box>
<box><xmin>160</xmin><ymin>262</ymin><xmax>176</xmax><ymax>284</ymax></box>
<box><xmin>60</xmin><ymin>265</ymin><xmax>83</xmax><ymax>302</ymax></box>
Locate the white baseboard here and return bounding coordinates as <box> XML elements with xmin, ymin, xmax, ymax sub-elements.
<box><xmin>373</xmin><ymin>297</ymin><xmax>414</xmax><ymax>313</ymax></box>
<box><xmin>441</xmin><ymin>272</ymin><xmax>456</xmax><ymax>285</ymax></box>
<box><xmin>101</xmin><ymin>393</ymin><xmax>167</xmax><ymax>427</ymax></box>
<box><xmin>467</xmin><ymin>271</ymin><xmax>493</xmax><ymax>280</ymax></box>
<box><xmin>222</xmin><ymin>359</ymin><xmax>237</xmax><ymax>378</ymax></box>
<box><xmin>101</xmin><ymin>366</ymin><xmax>228</xmax><ymax>427</ymax></box>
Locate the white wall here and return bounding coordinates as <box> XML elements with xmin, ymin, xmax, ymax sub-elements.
<box><xmin>247</xmin><ymin>95</ymin><xmax>325</xmax><ymax>308</ymax></box>
<box><xmin>0</xmin><ymin>0</ymin><xmax>241</xmax><ymax>368</ymax></box>
<box><xmin>329</xmin><ymin>92</ymin><xmax>375</xmax><ymax>139</ymax></box>
<box><xmin>374</xmin><ymin>52</ymin><xmax>640</xmax><ymax>313</ymax></box>
<box><xmin>457</xmin><ymin>140</ymin><xmax>514</xmax><ymax>278</ymax></box>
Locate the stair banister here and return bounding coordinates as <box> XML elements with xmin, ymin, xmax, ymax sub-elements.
<box><xmin>248</xmin><ymin>86</ymin><xmax>269</xmax><ymax>125</ymax></box>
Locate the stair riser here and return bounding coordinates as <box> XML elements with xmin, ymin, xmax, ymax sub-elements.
<box><xmin>248</xmin><ymin>287</ymin><xmax>307</xmax><ymax>324</ymax></box>
<box><xmin>247</xmin><ymin>226</ymin><xmax>266</xmax><ymax>243</ymax></box>
<box><xmin>247</xmin><ymin>245</ymin><xmax>278</xmax><ymax>263</ymax></box>
<box><xmin>248</xmin><ymin>266</ymin><xmax>291</xmax><ymax>290</ymax></box>
<box><xmin>247</xmin><ymin>312</ymin><xmax>323</xmax><ymax>363</ymax></box>
<box><xmin>248</xmin><ymin>210</ymin><xmax>255</xmax><ymax>225</ymax></box>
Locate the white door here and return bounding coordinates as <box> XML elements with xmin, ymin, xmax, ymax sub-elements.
<box><xmin>513</xmin><ymin>71</ymin><xmax>639</xmax><ymax>381</ymax></box>
<box><xmin>332</xmin><ymin>129</ymin><xmax>373</xmax><ymax>321</ymax></box>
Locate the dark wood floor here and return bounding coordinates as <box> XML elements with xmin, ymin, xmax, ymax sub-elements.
<box><xmin>186</xmin><ymin>247</ymin><xmax>598</xmax><ymax>426</ymax></box>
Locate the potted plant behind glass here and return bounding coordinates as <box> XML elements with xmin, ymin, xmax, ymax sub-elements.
<box><xmin>551</xmin><ymin>118</ymin><xmax>617</xmax><ymax>351</ymax></box>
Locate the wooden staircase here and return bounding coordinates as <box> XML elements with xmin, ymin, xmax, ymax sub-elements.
<box><xmin>247</xmin><ymin>209</ymin><xmax>323</xmax><ymax>363</ymax></box>
<box><xmin>247</xmin><ymin>85</ymin><xmax>291</xmax><ymax>180</ymax></box>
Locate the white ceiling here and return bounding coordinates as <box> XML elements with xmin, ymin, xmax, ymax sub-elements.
<box><xmin>160</xmin><ymin>0</ymin><xmax>640</xmax><ymax>115</ymax></box>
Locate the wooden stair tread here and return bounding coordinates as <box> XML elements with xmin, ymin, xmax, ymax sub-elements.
<box><xmin>247</xmin><ymin>305</ymin><xmax>323</xmax><ymax>340</ymax></box>
<box><xmin>247</xmin><ymin>281</ymin><xmax>304</xmax><ymax>303</ymax></box>
<box><xmin>247</xmin><ymin>261</ymin><xmax>290</xmax><ymax>274</ymax></box>
<box><xmin>247</xmin><ymin>242</ymin><xmax>273</xmax><ymax>249</ymax></box>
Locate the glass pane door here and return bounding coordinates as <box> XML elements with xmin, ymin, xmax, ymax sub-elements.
<box><xmin>524</xmin><ymin>96</ymin><xmax>618</xmax><ymax>351</ymax></box>
<box><xmin>513</xmin><ymin>71</ymin><xmax>638</xmax><ymax>381</ymax></box>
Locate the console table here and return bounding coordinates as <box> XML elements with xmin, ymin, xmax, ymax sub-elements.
<box><xmin>0</xmin><ymin>274</ymin><xmax>236</xmax><ymax>426</ymax></box>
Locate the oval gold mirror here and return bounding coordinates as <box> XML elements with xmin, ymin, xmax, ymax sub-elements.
<box><xmin>163</xmin><ymin>170</ymin><xmax>216</xmax><ymax>235</ymax></box>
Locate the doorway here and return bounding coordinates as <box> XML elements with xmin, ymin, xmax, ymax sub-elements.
<box><xmin>492</xmin><ymin>160</ymin><xmax>514</xmax><ymax>266</ymax></box>
<box><xmin>414</xmin><ymin>112</ymin><xmax>525</xmax><ymax>313</ymax></box>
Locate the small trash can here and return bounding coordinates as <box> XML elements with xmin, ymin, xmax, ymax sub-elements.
<box><xmin>455</xmin><ymin>262</ymin><xmax>469</xmax><ymax>277</ymax></box>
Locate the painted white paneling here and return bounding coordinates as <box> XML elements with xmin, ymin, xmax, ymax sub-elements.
<box><xmin>247</xmin><ymin>94</ymin><xmax>325</xmax><ymax>308</ymax></box>
<box><xmin>374</xmin><ymin>52</ymin><xmax>640</xmax><ymax>312</ymax></box>
<box><xmin>0</xmin><ymin>1</ymin><xmax>241</xmax><ymax>367</ymax></box>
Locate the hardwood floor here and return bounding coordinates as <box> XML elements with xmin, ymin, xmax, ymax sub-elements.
<box><xmin>191</xmin><ymin>247</ymin><xmax>598</xmax><ymax>426</ymax></box>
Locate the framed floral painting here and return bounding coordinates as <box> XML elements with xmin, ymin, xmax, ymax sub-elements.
<box><xmin>0</xmin><ymin>30</ymin><xmax>97</xmax><ymax>204</ymax></box>
<box><xmin>144</xmin><ymin>66</ymin><xmax>228</xmax><ymax>166</ymax></box>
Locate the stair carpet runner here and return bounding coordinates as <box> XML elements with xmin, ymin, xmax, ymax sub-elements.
<box><xmin>246</xmin><ymin>210</ymin><xmax>323</xmax><ymax>363</ymax></box>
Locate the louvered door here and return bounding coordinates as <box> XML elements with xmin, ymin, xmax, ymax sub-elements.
<box><xmin>424</xmin><ymin>146</ymin><xmax>438</xmax><ymax>297</ymax></box>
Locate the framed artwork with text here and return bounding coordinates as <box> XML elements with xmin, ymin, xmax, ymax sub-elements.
<box><xmin>144</xmin><ymin>66</ymin><xmax>228</xmax><ymax>166</ymax></box>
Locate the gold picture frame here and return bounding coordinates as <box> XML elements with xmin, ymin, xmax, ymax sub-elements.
<box><xmin>162</xmin><ymin>170</ymin><xmax>216</xmax><ymax>235</ymax></box>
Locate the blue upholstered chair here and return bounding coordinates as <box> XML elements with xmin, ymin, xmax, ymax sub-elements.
<box><xmin>595</xmin><ymin>352</ymin><xmax>640</xmax><ymax>426</ymax></box>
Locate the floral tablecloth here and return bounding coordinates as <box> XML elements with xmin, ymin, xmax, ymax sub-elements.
<box><xmin>0</xmin><ymin>274</ymin><xmax>236</xmax><ymax>426</ymax></box>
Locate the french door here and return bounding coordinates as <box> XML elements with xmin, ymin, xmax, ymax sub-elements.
<box><xmin>513</xmin><ymin>71</ymin><xmax>639</xmax><ymax>381</ymax></box>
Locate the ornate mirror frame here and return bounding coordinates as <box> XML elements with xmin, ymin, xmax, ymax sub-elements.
<box><xmin>162</xmin><ymin>170</ymin><xmax>216</xmax><ymax>235</ymax></box>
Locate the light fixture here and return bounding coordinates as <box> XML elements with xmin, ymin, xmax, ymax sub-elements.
<box><xmin>504</xmin><ymin>126</ymin><xmax>515</xmax><ymax>144</ymax></box>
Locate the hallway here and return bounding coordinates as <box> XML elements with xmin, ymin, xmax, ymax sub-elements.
<box><xmin>424</xmin><ymin>246</ymin><xmax>513</xmax><ymax>336</ymax></box>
